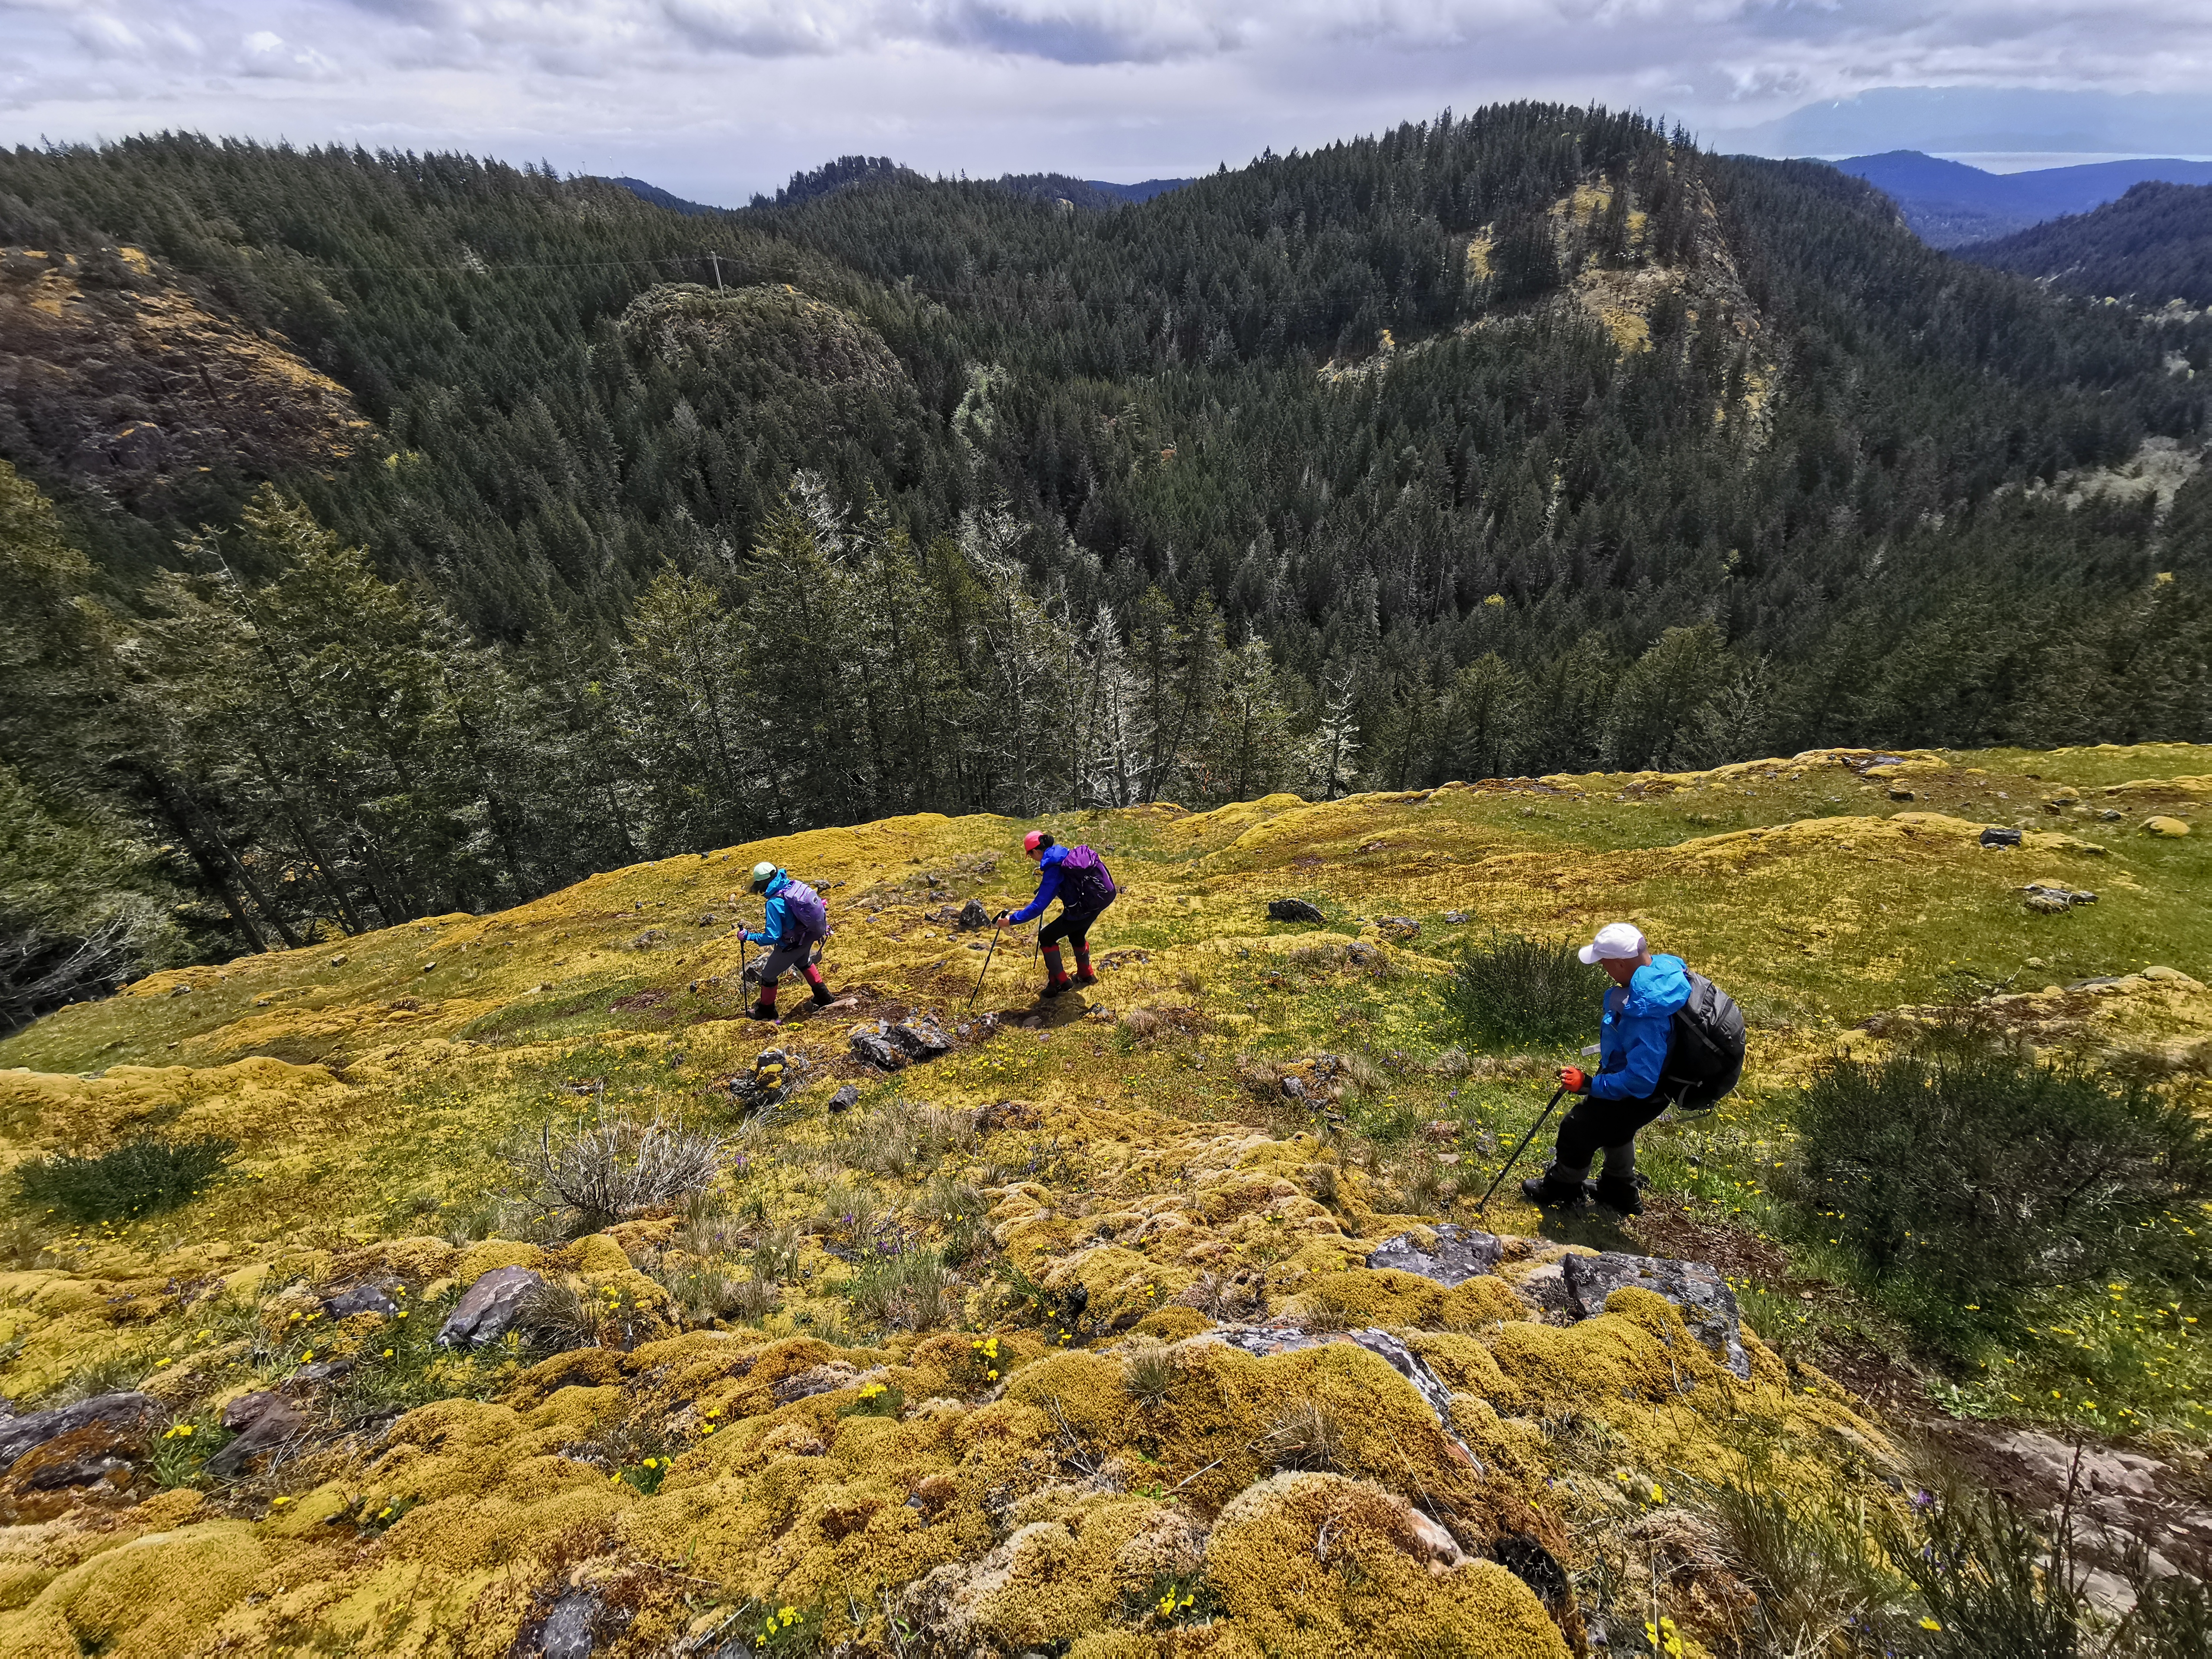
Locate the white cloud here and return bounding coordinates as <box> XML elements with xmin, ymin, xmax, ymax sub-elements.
<box><xmin>1</xmin><ymin>0</ymin><xmax>2207</xmax><ymax>201</ymax></box>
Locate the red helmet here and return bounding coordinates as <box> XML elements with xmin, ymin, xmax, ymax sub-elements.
<box><xmin>1023</xmin><ymin>830</ymin><xmax>1050</xmax><ymax>855</ymax></box>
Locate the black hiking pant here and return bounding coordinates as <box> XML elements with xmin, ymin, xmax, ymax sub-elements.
<box><xmin>1554</xmin><ymin>1090</ymin><xmax>1671</xmax><ymax>1180</ymax></box>
<box><xmin>1038</xmin><ymin>900</ymin><xmax>1108</xmax><ymax>948</ymax></box>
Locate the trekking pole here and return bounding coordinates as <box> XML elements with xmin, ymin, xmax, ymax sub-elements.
<box><xmin>1474</xmin><ymin>1085</ymin><xmax>1567</xmax><ymax>1214</ymax></box>
<box><xmin>966</xmin><ymin>915</ymin><xmax>1007</xmax><ymax>1010</ymax></box>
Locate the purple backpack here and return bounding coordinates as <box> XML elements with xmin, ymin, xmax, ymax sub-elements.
<box><xmin>777</xmin><ymin>877</ymin><xmax>828</xmax><ymax>941</ymax></box>
<box><xmin>1057</xmin><ymin>845</ymin><xmax>1116</xmax><ymax>909</ymax></box>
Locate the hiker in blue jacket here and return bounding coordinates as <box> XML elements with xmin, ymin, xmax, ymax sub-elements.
<box><xmin>997</xmin><ymin>830</ymin><xmax>1116</xmax><ymax>998</ymax></box>
<box><xmin>739</xmin><ymin>861</ymin><xmax>833</xmax><ymax>1020</ymax></box>
<box><xmin>1522</xmin><ymin>922</ymin><xmax>1691</xmax><ymax>1215</ymax></box>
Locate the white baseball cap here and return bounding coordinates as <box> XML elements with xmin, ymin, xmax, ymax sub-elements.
<box><xmin>1578</xmin><ymin>922</ymin><xmax>1647</xmax><ymax>965</ymax></box>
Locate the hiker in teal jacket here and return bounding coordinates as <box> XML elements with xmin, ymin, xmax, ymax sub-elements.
<box><xmin>740</xmin><ymin>861</ymin><xmax>833</xmax><ymax>1020</ymax></box>
<box><xmin>1523</xmin><ymin>922</ymin><xmax>1691</xmax><ymax>1215</ymax></box>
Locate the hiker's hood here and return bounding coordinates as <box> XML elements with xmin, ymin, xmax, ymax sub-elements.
<box><xmin>1038</xmin><ymin>844</ymin><xmax>1069</xmax><ymax>869</ymax></box>
<box><xmin>762</xmin><ymin>869</ymin><xmax>789</xmax><ymax>895</ymax></box>
<box><xmin>1619</xmin><ymin>953</ymin><xmax>1691</xmax><ymax>1017</ymax></box>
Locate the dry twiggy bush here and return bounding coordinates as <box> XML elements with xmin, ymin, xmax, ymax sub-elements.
<box><xmin>514</xmin><ymin>1115</ymin><xmax>723</xmax><ymax>1231</ymax></box>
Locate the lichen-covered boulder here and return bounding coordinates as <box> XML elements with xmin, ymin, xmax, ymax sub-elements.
<box><xmin>1203</xmin><ymin>1471</ymin><xmax>1569</xmax><ymax>1658</ymax></box>
<box><xmin>1366</xmin><ymin>1225</ymin><xmax>1503</xmax><ymax>1287</ymax></box>
<box><xmin>1268</xmin><ymin>898</ymin><xmax>1325</xmax><ymax>922</ymax></box>
<box><xmin>1560</xmin><ymin>1252</ymin><xmax>1748</xmax><ymax>1378</ymax></box>
<box><xmin>435</xmin><ymin>1265</ymin><xmax>543</xmax><ymax>1348</ymax></box>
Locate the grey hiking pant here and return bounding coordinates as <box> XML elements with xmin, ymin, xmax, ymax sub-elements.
<box><xmin>754</xmin><ymin>937</ymin><xmax>817</xmax><ymax>983</ymax></box>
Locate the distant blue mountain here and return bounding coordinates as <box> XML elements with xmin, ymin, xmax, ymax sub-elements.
<box><xmin>1834</xmin><ymin>151</ymin><xmax>2212</xmax><ymax>248</ymax></box>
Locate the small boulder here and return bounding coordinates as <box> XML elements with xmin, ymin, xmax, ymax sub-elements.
<box><xmin>435</xmin><ymin>1265</ymin><xmax>543</xmax><ymax>1349</ymax></box>
<box><xmin>956</xmin><ymin>899</ymin><xmax>992</xmax><ymax>931</ymax></box>
<box><xmin>1267</xmin><ymin>899</ymin><xmax>1325</xmax><ymax>924</ymax></box>
<box><xmin>1979</xmin><ymin>826</ymin><xmax>2022</xmax><ymax>847</ymax></box>
<box><xmin>828</xmin><ymin>1084</ymin><xmax>860</xmax><ymax>1113</ymax></box>
<box><xmin>207</xmin><ymin>1393</ymin><xmax>307</xmax><ymax>1478</ymax></box>
<box><xmin>2142</xmin><ymin>816</ymin><xmax>2190</xmax><ymax>838</ymax></box>
<box><xmin>1375</xmin><ymin>916</ymin><xmax>1421</xmax><ymax>939</ymax></box>
<box><xmin>323</xmin><ymin>1281</ymin><xmax>401</xmax><ymax>1320</ymax></box>
<box><xmin>1440</xmin><ymin>910</ymin><xmax>1469</xmax><ymax>924</ymax></box>
<box><xmin>885</xmin><ymin>1015</ymin><xmax>954</xmax><ymax>1059</ymax></box>
<box><xmin>849</xmin><ymin>1023</ymin><xmax>909</xmax><ymax>1070</ymax></box>
<box><xmin>1560</xmin><ymin>1252</ymin><xmax>1749</xmax><ymax>1379</ymax></box>
<box><xmin>1888</xmin><ymin>788</ymin><xmax>1915</xmax><ymax>801</ymax></box>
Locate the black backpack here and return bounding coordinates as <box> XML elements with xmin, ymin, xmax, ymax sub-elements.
<box><xmin>1055</xmin><ymin>845</ymin><xmax>1117</xmax><ymax>910</ymax></box>
<box><xmin>1659</xmin><ymin>970</ymin><xmax>1746</xmax><ymax>1111</ymax></box>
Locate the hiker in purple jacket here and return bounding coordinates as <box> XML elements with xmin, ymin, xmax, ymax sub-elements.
<box><xmin>997</xmin><ymin>830</ymin><xmax>1116</xmax><ymax>998</ymax></box>
<box><xmin>741</xmin><ymin>860</ymin><xmax>833</xmax><ymax>1020</ymax></box>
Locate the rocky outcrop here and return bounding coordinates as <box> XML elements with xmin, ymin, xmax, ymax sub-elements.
<box><xmin>436</xmin><ymin>1266</ymin><xmax>543</xmax><ymax>1349</ymax></box>
<box><xmin>1366</xmin><ymin>1226</ymin><xmax>1504</xmax><ymax>1287</ymax></box>
<box><xmin>1561</xmin><ymin>1252</ymin><xmax>1749</xmax><ymax>1378</ymax></box>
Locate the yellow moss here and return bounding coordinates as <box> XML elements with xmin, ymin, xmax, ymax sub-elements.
<box><xmin>1203</xmin><ymin>1472</ymin><xmax>1567</xmax><ymax>1658</ymax></box>
<box><xmin>1133</xmin><ymin>1306</ymin><xmax>1211</xmax><ymax>1341</ymax></box>
<box><xmin>453</xmin><ymin>1239</ymin><xmax>541</xmax><ymax>1280</ymax></box>
<box><xmin>1291</xmin><ymin>1268</ymin><xmax>1523</xmax><ymax>1332</ymax></box>
<box><xmin>1</xmin><ymin>1522</ymin><xmax>269</xmax><ymax>1659</ymax></box>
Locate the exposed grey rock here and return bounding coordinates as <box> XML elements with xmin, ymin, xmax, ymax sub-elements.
<box><xmin>436</xmin><ymin>1266</ymin><xmax>544</xmax><ymax>1349</ymax></box>
<box><xmin>849</xmin><ymin>1023</ymin><xmax>909</xmax><ymax>1071</ymax></box>
<box><xmin>1561</xmin><ymin>1252</ymin><xmax>1749</xmax><ymax>1378</ymax></box>
<box><xmin>293</xmin><ymin>1359</ymin><xmax>355</xmax><ymax>1385</ymax></box>
<box><xmin>1441</xmin><ymin>910</ymin><xmax>1469</xmax><ymax>924</ymax></box>
<box><xmin>1980</xmin><ymin>826</ymin><xmax>2024</xmax><ymax>847</ymax></box>
<box><xmin>541</xmin><ymin>1589</ymin><xmax>599</xmax><ymax>1659</ymax></box>
<box><xmin>1364</xmin><ymin>1225</ymin><xmax>1503</xmax><ymax>1287</ymax></box>
<box><xmin>1375</xmin><ymin>916</ymin><xmax>1420</xmax><ymax>938</ymax></box>
<box><xmin>1508</xmin><ymin>1262</ymin><xmax>1574</xmax><ymax>1319</ymax></box>
<box><xmin>885</xmin><ymin>1015</ymin><xmax>954</xmax><ymax>1059</ymax></box>
<box><xmin>0</xmin><ymin>1391</ymin><xmax>162</xmax><ymax>1469</ymax></box>
<box><xmin>1266</xmin><ymin>899</ymin><xmax>1325</xmax><ymax>923</ymax></box>
<box><xmin>324</xmin><ymin>1281</ymin><xmax>401</xmax><ymax>1319</ymax></box>
<box><xmin>828</xmin><ymin>1084</ymin><xmax>859</xmax><ymax>1113</ymax></box>
<box><xmin>957</xmin><ymin>899</ymin><xmax>992</xmax><ymax>931</ymax></box>
<box><xmin>207</xmin><ymin>1392</ymin><xmax>306</xmax><ymax>1478</ymax></box>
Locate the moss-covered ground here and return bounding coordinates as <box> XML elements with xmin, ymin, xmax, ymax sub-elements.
<box><xmin>0</xmin><ymin>744</ymin><xmax>2206</xmax><ymax>1656</ymax></box>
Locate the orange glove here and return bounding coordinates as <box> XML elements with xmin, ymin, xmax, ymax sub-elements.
<box><xmin>1560</xmin><ymin>1066</ymin><xmax>1590</xmax><ymax>1093</ymax></box>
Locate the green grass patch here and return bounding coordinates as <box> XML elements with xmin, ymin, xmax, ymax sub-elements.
<box><xmin>15</xmin><ymin>1134</ymin><xmax>235</xmax><ymax>1223</ymax></box>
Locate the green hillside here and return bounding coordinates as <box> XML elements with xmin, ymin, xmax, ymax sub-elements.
<box><xmin>0</xmin><ymin>745</ymin><xmax>2206</xmax><ymax>1654</ymax></box>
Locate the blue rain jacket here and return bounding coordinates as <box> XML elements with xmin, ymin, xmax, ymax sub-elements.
<box><xmin>1589</xmin><ymin>953</ymin><xmax>1692</xmax><ymax>1101</ymax></box>
<box><xmin>1007</xmin><ymin>845</ymin><xmax>1071</xmax><ymax>924</ymax></box>
<box><xmin>743</xmin><ymin>873</ymin><xmax>794</xmax><ymax>947</ymax></box>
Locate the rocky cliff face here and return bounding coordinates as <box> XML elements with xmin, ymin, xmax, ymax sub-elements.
<box><xmin>0</xmin><ymin>246</ymin><xmax>370</xmax><ymax>509</ymax></box>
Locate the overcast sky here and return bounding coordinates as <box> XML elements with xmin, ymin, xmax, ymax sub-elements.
<box><xmin>6</xmin><ymin>2</ymin><xmax>2212</xmax><ymax>203</ymax></box>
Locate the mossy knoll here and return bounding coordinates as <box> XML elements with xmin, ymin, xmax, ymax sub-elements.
<box><xmin>1</xmin><ymin>744</ymin><xmax>2207</xmax><ymax>1656</ymax></box>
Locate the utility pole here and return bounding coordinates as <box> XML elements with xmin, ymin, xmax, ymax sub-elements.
<box><xmin>709</xmin><ymin>250</ymin><xmax>722</xmax><ymax>290</ymax></box>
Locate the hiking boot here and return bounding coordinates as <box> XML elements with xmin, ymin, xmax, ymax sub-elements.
<box><xmin>810</xmin><ymin>985</ymin><xmax>834</xmax><ymax>1007</ymax></box>
<box><xmin>1519</xmin><ymin>1168</ymin><xmax>1589</xmax><ymax>1208</ymax></box>
<box><xmin>1040</xmin><ymin>977</ymin><xmax>1074</xmax><ymax>999</ymax></box>
<box><xmin>1587</xmin><ymin>1175</ymin><xmax>1644</xmax><ymax>1216</ymax></box>
<box><xmin>1072</xmin><ymin>969</ymin><xmax>1099</xmax><ymax>987</ymax></box>
<box><xmin>748</xmin><ymin>1001</ymin><xmax>780</xmax><ymax>1021</ymax></box>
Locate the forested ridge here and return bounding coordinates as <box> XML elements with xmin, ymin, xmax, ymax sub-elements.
<box><xmin>2</xmin><ymin>104</ymin><xmax>2209</xmax><ymax>1024</ymax></box>
<box><xmin>1961</xmin><ymin>180</ymin><xmax>2212</xmax><ymax>308</ymax></box>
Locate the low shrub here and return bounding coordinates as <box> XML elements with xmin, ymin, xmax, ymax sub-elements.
<box><xmin>1792</xmin><ymin>1037</ymin><xmax>2212</xmax><ymax>1322</ymax></box>
<box><xmin>1440</xmin><ymin>932</ymin><xmax>1590</xmax><ymax>1050</ymax></box>
<box><xmin>15</xmin><ymin>1134</ymin><xmax>235</xmax><ymax>1223</ymax></box>
<box><xmin>512</xmin><ymin>1114</ymin><xmax>723</xmax><ymax>1232</ymax></box>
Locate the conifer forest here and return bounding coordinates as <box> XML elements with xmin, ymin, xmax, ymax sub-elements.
<box><xmin>3</xmin><ymin>105</ymin><xmax>2209</xmax><ymax>1023</ymax></box>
